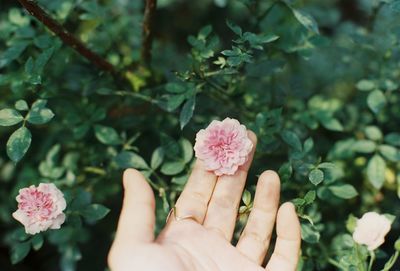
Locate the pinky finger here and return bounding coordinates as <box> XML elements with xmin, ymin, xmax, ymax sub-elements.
<box><xmin>265</xmin><ymin>202</ymin><xmax>301</xmax><ymax>271</ymax></box>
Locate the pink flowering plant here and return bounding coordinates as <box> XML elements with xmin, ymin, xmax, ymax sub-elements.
<box><xmin>1</xmin><ymin>0</ymin><xmax>400</xmax><ymax>270</ymax></box>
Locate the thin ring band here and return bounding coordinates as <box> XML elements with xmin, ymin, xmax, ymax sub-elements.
<box><xmin>166</xmin><ymin>207</ymin><xmax>198</xmax><ymax>223</ymax></box>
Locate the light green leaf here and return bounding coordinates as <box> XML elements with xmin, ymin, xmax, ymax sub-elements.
<box><xmin>292</xmin><ymin>9</ymin><xmax>319</xmax><ymax>34</ymax></box>
<box><xmin>15</xmin><ymin>100</ymin><xmax>29</xmax><ymax>111</ymax></box>
<box><xmin>356</xmin><ymin>79</ymin><xmax>375</xmax><ymax>91</ymax></box>
<box><xmin>353</xmin><ymin>140</ymin><xmax>376</xmax><ymax>153</ymax></box>
<box><xmin>26</xmin><ymin>106</ymin><xmax>54</xmax><ymax>125</ymax></box>
<box><xmin>328</xmin><ymin>184</ymin><xmax>358</xmax><ymax>199</ymax></box>
<box><xmin>365</xmin><ymin>126</ymin><xmax>382</xmax><ymax>141</ymax></box>
<box><xmin>385</xmin><ymin>133</ymin><xmax>400</xmax><ymax>147</ymax></box>
<box><xmin>309</xmin><ymin>168</ymin><xmax>324</xmax><ymax>185</ymax></box>
<box><xmin>6</xmin><ymin>127</ymin><xmax>32</xmax><ymax>162</ymax></box>
<box><xmin>304</xmin><ymin>190</ymin><xmax>316</xmax><ymax>204</ymax></box>
<box><xmin>318</xmin><ymin>162</ymin><xmax>336</xmax><ymax>169</ymax></box>
<box><xmin>367</xmin><ymin>154</ymin><xmax>386</xmax><ymax>189</ymax></box>
<box><xmin>179</xmin><ymin>138</ymin><xmax>193</xmax><ymax>163</ymax></box>
<box><xmin>379</xmin><ymin>145</ymin><xmax>400</xmax><ymax>162</ymax></box>
<box><xmin>94</xmin><ymin>125</ymin><xmax>121</xmax><ymax>145</ymax></box>
<box><xmin>31</xmin><ymin>234</ymin><xmax>44</xmax><ymax>251</ymax></box>
<box><xmin>301</xmin><ymin>224</ymin><xmax>320</xmax><ymax>243</ymax></box>
<box><xmin>114</xmin><ymin>151</ymin><xmax>149</xmax><ymax>169</ymax></box>
<box><xmin>242</xmin><ymin>190</ymin><xmax>251</xmax><ymax>206</ymax></box>
<box><xmin>367</xmin><ymin>90</ymin><xmax>387</xmax><ymax>114</ymax></box>
<box><xmin>151</xmin><ymin>147</ymin><xmax>165</xmax><ymax>169</ymax></box>
<box><xmin>160</xmin><ymin>161</ymin><xmax>185</xmax><ymax>175</ymax></box>
<box><xmin>0</xmin><ymin>109</ymin><xmax>24</xmax><ymax>126</ymax></box>
<box><xmin>180</xmin><ymin>96</ymin><xmax>196</xmax><ymax>129</ymax></box>
<box><xmin>0</xmin><ymin>41</ymin><xmax>29</xmax><ymax>68</ymax></box>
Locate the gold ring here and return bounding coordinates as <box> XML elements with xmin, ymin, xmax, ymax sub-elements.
<box><xmin>166</xmin><ymin>207</ymin><xmax>197</xmax><ymax>223</ymax></box>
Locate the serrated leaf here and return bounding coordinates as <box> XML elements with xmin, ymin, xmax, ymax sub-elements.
<box><xmin>0</xmin><ymin>109</ymin><xmax>23</xmax><ymax>126</ymax></box>
<box><xmin>367</xmin><ymin>154</ymin><xmax>386</xmax><ymax>189</ymax></box>
<box><xmin>94</xmin><ymin>125</ymin><xmax>121</xmax><ymax>145</ymax></box>
<box><xmin>180</xmin><ymin>96</ymin><xmax>196</xmax><ymax>130</ymax></box>
<box><xmin>309</xmin><ymin>168</ymin><xmax>324</xmax><ymax>185</ymax></box>
<box><xmin>114</xmin><ymin>151</ymin><xmax>149</xmax><ymax>169</ymax></box>
<box><xmin>150</xmin><ymin>147</ymin><xmax>164</xmax><ymax>169</ymax></box>
<box><xmin>328</xmin><ymin>184</ymin><xmax>358</xmax><ymax>199</ymax></box>
<box><xmin>6</xmin><ymin>127</ymin><xmax>32</xmax><ymax>162</ymax></box>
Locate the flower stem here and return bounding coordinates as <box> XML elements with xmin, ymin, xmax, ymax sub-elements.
<box><xmin>368</xmin><ymin>250</ymin><xmax>375</xmax><ymax>271</ymax></box>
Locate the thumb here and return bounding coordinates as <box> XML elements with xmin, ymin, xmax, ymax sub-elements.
<box><xmin>114</xmin><ymin>169</ymin><xmax>156</xmax><ymax>245</ymax></box>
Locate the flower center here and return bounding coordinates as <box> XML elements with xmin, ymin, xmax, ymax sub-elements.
<box><xmin>18</xmin><ymin>189</ymin><xmax>54</xmax><ymax>220</ymax></box>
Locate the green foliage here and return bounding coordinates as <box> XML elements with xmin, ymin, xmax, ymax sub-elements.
<box><xmin>1</xmin><ymin>0</ymin><xmax>400</xmax><ymax>270</ymax></box>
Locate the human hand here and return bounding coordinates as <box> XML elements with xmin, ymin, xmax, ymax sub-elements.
<box><xmin>108</xmin><ymin>132</ymin><xmax>301</xmax><ymax>271</ymax></box>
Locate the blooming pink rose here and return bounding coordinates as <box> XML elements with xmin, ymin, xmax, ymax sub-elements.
<box><xmin>12</xmin><ymin>183</ymin><xmax>66</xmax><ymax>235</ymax></box>
<box><xmin>194</xmin><ymin>117</ymin><xmax>253</xmax><ymax>176</ymax></box>
<box><xmin>352</xmin><ymin>212</ymin><xmax>391</xmax><ymax>251</ymax></box>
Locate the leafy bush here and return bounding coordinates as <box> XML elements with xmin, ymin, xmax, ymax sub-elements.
<box><xmin>0</xmin><ymin>0</ymin><xmax>400</xmax><ymax>270</ymax></box>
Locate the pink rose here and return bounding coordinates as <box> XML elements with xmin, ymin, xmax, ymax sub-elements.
<box><xmin>12</xmin><ymin>183</ymin><xmax>67</xmax><ymax>235</ymax></box>
<box><xmin>352</xmin><ymin>212</ymin><xmax>391</xmax><ymax>251</ymax></box>
<box><xmin>194</xmin><ymin>117</ymin><xmax>253</xmax><ymax>176</ymax></box>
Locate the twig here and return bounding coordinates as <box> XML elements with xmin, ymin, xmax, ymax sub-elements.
<box><xmin>140</xmin><ymin>0</ymin><xmax>157</xmax><ymax>66</ymax></box>
<box><xmin>16</xmin><ymin>0</ymin><xmax>117</xmax><ymax>75</ymax></box>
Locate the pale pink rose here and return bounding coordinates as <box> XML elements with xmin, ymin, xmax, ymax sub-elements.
<box><xmin>352</xmin><ymin>212</ymin><xmax>391</xmax><ymax>251</ymax></box>
<box><xmin>194</xmin><ymin>117</ymin><xmax>253</xmax><ymax>176</ymax></box>
<box><xmin>12</xmin><ymin>183</ymin><xmax>66</xmax><ymax>235</ymax></box>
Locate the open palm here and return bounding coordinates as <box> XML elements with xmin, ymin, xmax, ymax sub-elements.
<box><xmin>108</xmin><ymin>132</ymin><xmax>301</xmax><ymax>271</ymax></box>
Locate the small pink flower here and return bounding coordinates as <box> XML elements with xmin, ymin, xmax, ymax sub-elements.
<box><xmin>194</xmin><ymin>117</ymin><xmax>253</xmax><ymax>176</ymax></box>
<box><xmin>12</xmin><ymin>183</ymin><xmax>66</xmax><ymax>235</ymax></box>
<box><xmin>352</xmin><ymin>212</ymin><xmax>391</xmax><ymax>251</ymax></box>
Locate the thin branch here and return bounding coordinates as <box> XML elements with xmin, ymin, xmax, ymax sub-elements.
<box><xmin>16</xmin><ymin>0</ymin><xmax>117</xmax><ymax>75</ymax></box>
<box><xmin>140</xmin><ymin>0</ymin><xmax>157</xmax><ymax>66</ymax></box>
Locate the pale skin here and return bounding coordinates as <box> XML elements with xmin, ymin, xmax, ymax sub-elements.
<box><xmin>108</xmin><ymin>132</ymin><xmax>301</xmax><ymax>271</ymax></box>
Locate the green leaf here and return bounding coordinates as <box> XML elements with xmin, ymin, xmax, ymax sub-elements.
<box><xmin>6</xmin><ymin>127</ymin><xmax>32</xmax><ymax>162</ymax></box>
<box><xmin>395</xmin><ymin>239</ymin><xmax>400</xmax><ymax>251</ymax></box>
<box><xmin>301</xmin><ymin>224</ymin><xmax>320</xmax><ymax>243</ymax></box>
<box><xmin>309</xmin><ymin>168</ymin><xmax>324</xmax><ymax>185</ymax></box>
<box><xmin>304</xmin><ymin>190</ymin><xmax>316</xmax><ymax>204</ymax></box>
<box><xmin>31</xmin><ymin>234</ymin><xmax>44</xmax><ymax>251</ymax></box>
<box><xmin>171</xmin><ymin>174</ymin><xmax>188</xmax><ymax>186</ymax></box>
<box><xmin>160</xmin><ymin>161</ymin><xmax>186</xmax><ymax>175</ymax></box>
<box><xmin>353</xmin><ymin>140</ymin><xmax>376</xmax><ymax>153</ymax></box>
<box><xmin>367</xmin><ymin>154</ymin><xmax>386</xmax><ymax>189</ymax></box>
<box><xmin>318</xmin><ymin>162</ymin><xmax>336</xmax><ymax>169</ymax></box>
<box><xmin>0</xmin><ymin>41</ymin><xmax>29</xmax><ymax>68</ymax></box>
<box><xmin>151</xmin><ymin>147</ymin><xmax>165</xmax><ymax>169</ymax></box>
<box><xmin>356</xmin><ymin>79</ymin><xmax>376</xmax><ymax>91</ymax></box>
<box><xmin>242</xmin><ymin>190</ymin><xmax>251</xmax><ymax>206</ymax></box>
<box><xmin>180</xmin><ymin>96</ymin><xmax>196</xmax><ymax>130</ymax></box>
<box><xmin>346</xmin><ymin>214</ymin><xmax>357</xmax><ymax>233</ymax></box>
<box><xmin>94</xmin><ymin>125</ymin><xmax>121</xmax><ymax>145</ymax></box>
<box><xmin>328</xmin><ymin>184</ymin><xmax>358</xmax><ymax>199</ymax></box>
<box><xmin>165</xmin><ymin>82</ymin><xmax>186</xmax><ymax>93</ymax></box>
<box><xmin>318</xmin><ymin>115</ymin><xmax>343</xmax><ymax>131</ymax></box>
<box><xmin>26</xmin><ymin>108</ymin><xmax>54</xmax><ymax>124</ymax></box>
<box><xmin>292</xmin><ymin>9</ymin><xmax>319</xmax><ymax>34</ymax></box>
<box><xmin>367</xmin><ymin>90</ymin><xmax>387</xmax><ymax>114</ymax></box>
<box><xmin>226</xmin><ymin>20</ymin><xmax>242</xmax><ymax>36</ymax></box>
<box><xmin>0</xmin><ymin>109</ymin><xmax>24</xmax><ymax>126</ymax></box>
<box><xmin>379</xmin><ymin>145</ymin><xmax>400</xmax><ymax>162</ymax></box>
<box><xmin>385</xmin><ymin>133</ymin><xmax>400</xmax><ymax>147</ymax></box>
<box><xmin>364</xmin><ymin>126</ymin><xmax>382</xmax><ymax>141</ymax></box>
<box><xmin>281</xmin><ymin>130</ymin><xmax>302</xmax><ymax>152</ymax></box>
<box><xmin>114</xmin><ymin>151</ymin><xmax>149</xmax><ymax>169</ymax></box>
<box><xmin>179</xmin><ymin>138</ymin><xmax>193</xmax><ymax>163</ymax></box>
<box><xmin>81</xmin><ymin>204</ymin><xmax>110</xmax><ymax>221</ymax></box>
<box><xmin>15</xmin><ymin>100</ymin><xmax>29</xmax><ymax>111</ymax></box>
<box><xmin>11</xmin><ymin>241</ymin><xmax>31</xmax><ymax>264</ymax></box>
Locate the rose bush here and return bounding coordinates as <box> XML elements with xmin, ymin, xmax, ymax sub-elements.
<box><xmin>0</xmin><ymin>0</ymin><xmax>399</xmax><ymax>270</ymax></box>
